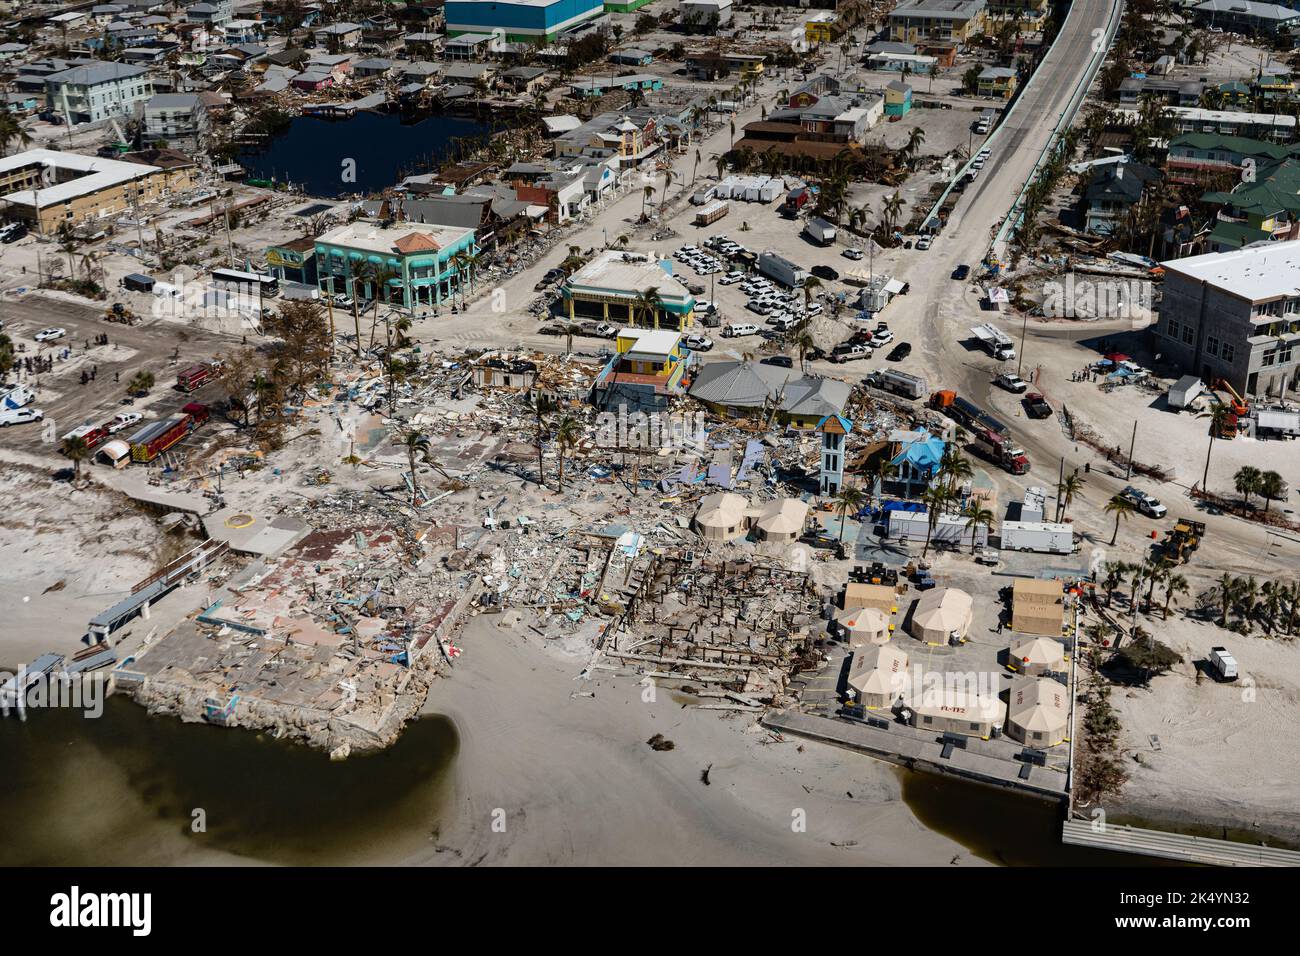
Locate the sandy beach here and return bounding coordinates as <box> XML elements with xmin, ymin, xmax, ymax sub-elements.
<box><xmin>402</xmin><ymin>613</ymin><xmax>981</xmax><ymax>867</ymax></box>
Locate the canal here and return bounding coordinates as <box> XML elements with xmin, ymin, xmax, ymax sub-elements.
<box><xmin>237</xmin><ymin>111</ymin><xmax>496</xmax><ymax>198</ymax></box>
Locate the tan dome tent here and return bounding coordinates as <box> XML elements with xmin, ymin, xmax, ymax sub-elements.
<box><xmin>1005</xmin><ymin>675</ymin><xmax>1069</xmax><ymax>747</ymax></box>
<box><xmin>753</xmin><ymin>498</ymin><xmax>809</xmax><ymax>542</ymax></box>
<box><xmin>908</xmin><ymin>588</ymin><xmax>973</xmax><ymax>644</ymax></box>
<box><xmin>834</xmin><ymin>606</ymin><xmax>891</xmax><ymax>647</ymax></box>
<box><xmin>1008</xmin><ymin>636</ymin><xmax>1065</xmax><ymax>676</ymax></box>
<box><xmin>848</xmin><ymin>644</ymin><xmax>910</xmax><ymax>708</ymax></box>
<box><xmin>693</xmin><ymin>492</ymin><xmax>750</xmax><ymax>542</ymax></box>
<box><xmin>903</xmin><ymin>685</ymin><xmax>1005</xmax><ymax>738</ymax></box>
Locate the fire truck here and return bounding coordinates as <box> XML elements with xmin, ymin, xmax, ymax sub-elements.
<box><xmin>129</xmin><ymin>403</ymin><xmax>209</xmax><ymax>463</ymax></box>
<box><xmin>176</xmin><ymin>362</ymin><xmax>222</xmax><ymax>393</ymax></box>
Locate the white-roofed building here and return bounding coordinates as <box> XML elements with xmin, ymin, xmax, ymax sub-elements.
<box><xmin>1157</xmin><ymin>243</ymin><xmax>1300</xmax><ymax>398</ymax></box>
<box><xmin>0</xmin><ymin>149</ymin><xmax>166</xmax><ymax>234</ymax></box>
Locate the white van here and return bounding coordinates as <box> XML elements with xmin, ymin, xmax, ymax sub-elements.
<box><xmin>723</xmin><ymin>323</ymin><xmax>760</xmax><ymax>337</ymax></box>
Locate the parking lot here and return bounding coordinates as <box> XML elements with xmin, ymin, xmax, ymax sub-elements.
<box><xmin>0</xmin><ymin>293</ymin><xmax>240</xmax><ymax>456</ymax></box>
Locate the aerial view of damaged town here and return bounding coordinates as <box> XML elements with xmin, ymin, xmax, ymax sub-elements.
<box><xmin>0</xmin><ymin>0</ymin><xmax>1298</xmax><ymax>873</ymax></box>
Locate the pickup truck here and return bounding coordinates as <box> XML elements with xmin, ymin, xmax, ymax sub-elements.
<box><xmin>1024</xmin><ymin>393</ymin><xmax>1053</xmax><ymax>419</ymax></box>
<box><xmin>831</xmin><ymin>343</ymin><xmax>872</xmax><ymax>363</ymax></box>
<box><xmin>974</xmin><ymin>546</ymin><xmax>1000</xmax><ymax>566</ymax></box>
<box><xmin>1121</xmin><ymin>486</ymin><xmax>1168</xmax><ymax>518</ymax></box>
<box><xmin>996</xmin><ymin>372</ymin><xmax>1029</xmax><ymax>393</ymax></box>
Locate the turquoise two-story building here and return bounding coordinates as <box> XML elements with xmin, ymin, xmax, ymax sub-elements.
<box><xmin>314</xmin><ymin>221</ymin><xmax>478</xmax><ymax>309</ymax></box>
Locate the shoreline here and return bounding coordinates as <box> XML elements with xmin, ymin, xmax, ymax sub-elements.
<box><xmin>398</xmin><ymin>613</ymin><xmax>981</xmax><ymax>866</ymax></box>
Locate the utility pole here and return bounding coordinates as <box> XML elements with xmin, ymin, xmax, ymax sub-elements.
<box><xmin>1016</xmin><ymin>311</ymin><xmax>1028</xmax><ymax>378</ymax></box>
<box><xmin>1055</xmin><ymin>455</ymin><xmax>1065</xmax><ymax>523</ymax></box>
<box><xmin>1124</xmin><ymin>420</ymin><xmax>1137</xmax><ymax>481</ymax></box>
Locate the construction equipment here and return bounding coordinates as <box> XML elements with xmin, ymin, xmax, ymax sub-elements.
<box><xmin>104</xmin><ymin>302</ymin><xmax>140</xmax><ymax>325</ymax></box>
<box><xmin>1163</xmin><ymin>517</ymin><xmax>1206</xmax><ymax>563</ymax></box>
<box><xmin>1215</xmin><ymin>379</ymin><xmax>1249</xmax><ymax>417</ymax></box>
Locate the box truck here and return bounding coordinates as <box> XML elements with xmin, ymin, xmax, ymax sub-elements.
<box><xmin>803</xmin><ymin>217</ymin><xmax>837</xmax><ymax>246</ymax></box>
<box><xmin>758</xmin><ymin>251</ymin><xmax>809</xmax><ymax>289</ymax></box>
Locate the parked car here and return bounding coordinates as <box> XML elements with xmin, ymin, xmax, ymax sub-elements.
<box><xmin>870</xmin><ymin>329</ymin><xmax>894</xmax><ymax>348</ymax></box>
<box><xmin>1120</xmin><ymin>486</ymin><xmax>1168</xmax><ymax>518</ymax></box>
<box><xmin>842</xmin><ymin>248</ymin><xmax>864</xmax><ymax>260</ymax></box>
<box><xmin>811</xmin><ymin>265</ymin><xmax>839</xmax><ymax>281</ymax></box>
<box><xmin>0</xmin><ymin>223</ymin><xmax>28</xmax><ymax>243</ymax></box>
<box><xmin>34</xmin><ymin>327</ymin><xmax>67</xmax><ymax>342</ymax></box>
<box><xmin>108</xmin><ymin>411</ymin><xmax>143</xmax><ymax>433</ymax></box>
<box><xmin>760</xmin><ymin>355</ymin><xmax>793</xmax><ymax>368</ymax></box>
<box><xmin>952</xmin><ymin>264</ymin><xmax>970</xmax><ymax>281</ymax></box>
<box><xmin>915</xmin><ymin>236</ymin><xmax>932</xmax><ymax>251</ymax></box>
<box><xmin>974</xmin><ymin>546</ymin><xmax>1000</xmax><ymax>566</ymax></box>
<box><xmin>594</xmin><ymin>322</ymin><xmax>618</xmax><ymax>338</ymax></box>
<box><xmin>886</xmin><ymin>342</ymin><xmax>912</xmax><ymax>362</ymax></box>
<box><xmin>684</xmin><ymin>333</ymin><xmax>714</xmax><ymax>351</ymax></box>
<box><xmin>533</xmin><ymin>267</ymin><xmax>566</xmax><ymax>291</ymax></box>
<box><xmin>996</xmin><ymin>372</ymin><xmax>1029</xmax><ymax>393</ymax></box>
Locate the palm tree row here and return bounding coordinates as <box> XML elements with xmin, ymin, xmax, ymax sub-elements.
<box><xmin>1206</xmin><ymin>573</ymin><xmax>1300</xmax><ymax>637</ymax></box>
<box><xmin>1099</xmin><ymin>558</ymin><xmax>1190</xmax><ymax>621</ymax></box>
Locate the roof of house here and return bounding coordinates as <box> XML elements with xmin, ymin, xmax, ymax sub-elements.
<box><xmin>45</xmin><ymin>60</ymin><xmax>149</xmax><ymax>85</ymax></box>
<box><xmin>1160</xmin><ymin>241</ymin><xmax>1300</xmax><ymax>301</ymax></box>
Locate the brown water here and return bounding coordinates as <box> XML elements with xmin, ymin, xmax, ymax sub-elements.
<box><xmin>0</xmin><ymin>696</ymin><xmax>458</xmax><ymax>865</ymax></box>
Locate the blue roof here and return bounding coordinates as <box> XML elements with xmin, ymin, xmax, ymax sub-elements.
<box><xmin>889</xmin><ymin>429</ymin><xmax>945</xmax><ymax>471</ymax></box>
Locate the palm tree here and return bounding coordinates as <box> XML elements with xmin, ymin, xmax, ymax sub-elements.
<box><xmin>692</xmin><ymin>147</ymin><xmax>702</xmax><ymax>185</ymax></box>
<box><xmin>962</xmin><ymin>502</ymin><xmax>994</xmax><ymax>553</ymax></box>
<box><xmin>659</xmin><ymin>169</ymin><xmax>675</xmax><ymax>220</ymax></box>
<box><xmin>1197</xmin><ymin>399</ymin><xmax>1235</xmax><ymax>491</ymax></box>
<box><xmin>632</xmin><ymin>287</ymin><xmax>663</xmax><ymax>329</ymax></box>
<box><xmin>801</xmin><ymin>275</ymin><xmax>822</xmax><ymax>313</ymax></box>
<box><xmin>1216</xmin><ymin>572</ymin><xmax>1238</xmax><ymax>628</ymax></box>
<box><xmin>0</xmin><ymin>112</ymin><xmax>33</xmax><ymax>157</ymax></box>
<box><xmin>920</xmin><ymin>486</ymin><xmax>951</xmax><ymax>558</ymax></box>
<box><xmin>531</xmin><ymin>392</ymin><xmax>551</xmax><ymax>487</ymax></box>
<box><xmin>1143</xmin><ymin>558</ymin><xmax>1171</xmax><ymax>610</ymax></box>
<box><xmin>553</xmin><ymin>415</ymin><xmax>581</xmax><ymax>491</ymax></box>
<box><xmin>1259</xmin><ymin>470</ymin><xmax>1287</xmax><ymax>512</ymax></box>
<box><xmin>792</xmin><ymin>328</ymin><xmax>816</xmax><ymax>372</ymax></box>
<box><xmin>1233</xmin><ymin>465</ymin><xmax>1262</xmax><ymax>512</ymax></box>
<box><xmin>1057</xmin><ymin>473</ymin><xmax>1085</xmax><ymax>522</ymax></box>
<box><xmin>941</xmin><ymin>452</ymin><xmax>973</xmax><ymax>495</ymax></box>
<box><xmin>403</xmin><ymin>430</ymin><xmax>424</xmax><ymax>503</ymax></box>
<box><xmin>1104</xmin><ymin>494</ymin><xmax>1135</xmax><ymax>546</ymax></box>
<box><xmin>641</xmin><ymin>184</ymin><xmax>655</xmax><ymax>220</ymax></box>
<box><xmin>871</xmin><ymin>458</ymin><xmax>897</xmax><ymax>505</ymax></box>
<box><xmin>126</xmin><ymin>370</ymin><xmax>155</xmax><ymax>395</ymax></box>
<box><xmin>833</xmin><ymin>486</ymin><xmax>866</xmax><ymax>543</ymax></box>
<box><xmin>1101</xmin><ymin>560</ymin><xmax>1129</xmax><ymax>608</ymax></box>
<box><xmin>62</xmin><ymin>435</ymin><xmax>89</xmax><ymax>482</ymax></box>
<box><xmin>1162</xmin><ymin>573</ymin><xmax>1189</xmax><ymax>621</ymax></box>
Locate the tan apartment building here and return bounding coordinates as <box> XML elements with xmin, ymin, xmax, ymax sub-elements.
<box><xmin>887</xmin><ymin>0</ymin><xmax>987</xmax><ymax>44</ymax></box>
<box><xmin>0</xmin><ymin>149</ymin><xmax>175</xmax><ymax>234</ymax></box>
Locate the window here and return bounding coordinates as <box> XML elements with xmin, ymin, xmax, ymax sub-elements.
<box><xmin>1207</xmin><ymin>336</ymin><xmax>1220</xmax><ymax>356</ymax></box>
<box><xmin>1181</xmin><ymin>325</ymin><xmax>1194</xmax><ymax>345</ymax></box>
<box><xmin>1223</xmin><ymin>343</ymin><xmax>1236</xmax><ymax>363</ymax></box>
<box><xmin>922</xmin><ymin>715</ymin><xmax>933</xmax><ymax>725</ymax></box>
<box><xmin>969</xmin><ymin>722</ymin><xmax>980</xmax><ymax>732</ymax></box>
<box><xmin>1263</xmin><ymin>349</ymin><xmax>1277</xmax><ymax>367</ymax></box>
<box><xmin>1167</xmin><ymin>318</ymin><xmax>1180</xmax><ymax>339</ymax></box>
